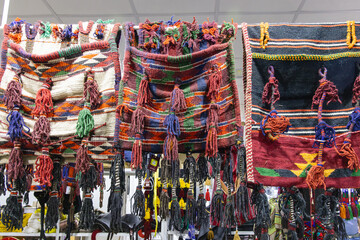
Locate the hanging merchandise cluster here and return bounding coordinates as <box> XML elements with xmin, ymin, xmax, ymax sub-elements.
<box><xmin>0</xmin><ymin>16</ymin><xmax>360</xmax><ymax>240</ymax></box>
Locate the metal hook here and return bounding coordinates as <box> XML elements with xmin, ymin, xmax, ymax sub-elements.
<box><xmin>268</xmin><ymin>66</ymin><xmax>275</xmax><ymax>77</ymax></box>
<box><xmin>318</xmin><ymin>67</ymin><xmax>327</xmax><ymax>78</ymax></box>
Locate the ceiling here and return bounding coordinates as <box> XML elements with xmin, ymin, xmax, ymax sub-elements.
<box><xmin>1</xmin><ymin>0</ymin><xmax>360</xmax><ymax>74</ymax></box>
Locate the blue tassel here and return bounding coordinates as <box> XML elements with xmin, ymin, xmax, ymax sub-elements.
<box><xmin>313</xmin><ymin>120</ymin><xmax>336</xmax><ymax>148</ymax></box>
<box><xmin>347</xmin><ymin>107</ymin><xmax>360</xmax><ymax>131</ymax></box>
<box><xmin>7</xmin><ymin>110</ymin><xmax>29</xmax><ymax>142</ymax></box>
<box><xmin>163</xmin><ymin>113</ymin><xmax>180</xmax><ymax>137</ymax></box>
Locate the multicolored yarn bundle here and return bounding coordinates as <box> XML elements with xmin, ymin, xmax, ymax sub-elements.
<box><xmin>306</xmin><ymin>68</ymin><xmax>341</xmax><ymax>190</ymax></box>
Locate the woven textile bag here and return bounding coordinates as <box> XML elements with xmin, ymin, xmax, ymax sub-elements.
<box><xmin>242</xmin><ymin>22</ymin><xmax>360</xmax><ymax>188</ymax></box>
<box><xmin>116</xmin><ymin>20</ymin><xmax>242</xmax><ymax>155</ymax></box>
<box><xmin>0</xmin><ymin>20</ymin><xmax>121</xmax><ymax>163</ymax></box>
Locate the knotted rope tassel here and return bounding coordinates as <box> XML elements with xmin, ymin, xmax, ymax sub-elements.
<box><xmin>137</xmin><ymin>73</ymin><xmax>151</xmax><ymax>106</ymax></box>
<box><xmin>76</xmin><ymin>103</ymin><xmax>94</xmax><ymax>138</ymax></box>
<box><xmin>79</xmin><ymin>194</ymin><xmax>95</xmax><ymax>230</ymax></box>
<box><xmin>4</xmin><ymin>74</ymin><xmax>22</xmax><ymax>110</ymax></box>
<box><xmin>75</xmin><ymin>139</ymin><xmax>91</xmax><ymax>174</ymax></box>
<box><xmin>7</xmin><ymin>109</ymin><xmax>29</xmax><ymax>142</ymax></box>
<box><xmin>32</xmin><ymin>78</ymin><xmax>53</xmax><ymax>117</ymax></box>
<box><xmin>205</xmin><ymin>103</ymin><xmax>219</xmax><ymax>157</ymax></box>
<box><xmin>34</xmin><ymin>147</ymin><xmax>53</xmax><ymax>187</ymax></box>
<box><xmin>131</xmin><ymin>178</ymin><xmax>145</xmax><ymax>218</ymax></box>
<box><xmin>207</xmin><ymin>64</ymin><xmax>222</xmax><ymax>101</ymax></box>
<box><xmin>210</xmin><ymin>158</ymin><xmax>224</xmax><ymax>224</ymax></box>
<box><xmin>1</xmin><ymin>191</ymin><xmax>23</xmax><ymax>230</ymax></box>
<box><xmin>260</xmin><ymin>110</ymin><xmax>291</xmax><ymax>141</ymax></box>
<box><xmin>7</xmin><ymin>141</ymin><xmax>25</xmax><ymax>183</ymax></box>
<box><xmin>32</xmin><ymin>116</ymin><xmax>50</xmax><ymax>145</ymax></box>
<box><xmin>170</xmin><ymin>84</ymin><xmax>187</xmax><ymax>112</ymax></box>
<box><xmin>45</xmin><ymin>191</ymin><xmax>59</xmax><ymax>231</ymax></box>
<box><xmin>262</xmin><ymin>66</ymin><xmax>280</xmax><ymax>106</ymax></box>
<box><xmin>83</xmin><ymin>68</ymin><xmax>101</xmax><ymax>109</ymax></box>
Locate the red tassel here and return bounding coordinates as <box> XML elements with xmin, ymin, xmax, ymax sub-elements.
<box><xmin>335</xmin><ymin>139</ymin><xmax>359</xmax><ymax>171</ymax></box>
<box><xmin>7</xmin><ymin>141</ymin><xmax>25</xmax><ymax>182</ymax></box>
<box><xmin>170</xmin><ymin>84</ymin><xmax>187</xmax><ymax>112</ymax></box>
<box><xmin>4</xmin><ymin>75</ymin><xmax>22</xmax><ymax>110</ymax></box>
<box><xmin>131</xmin><ymin>133</ymin><xmax>143</xmax><ymax>170</ymax></box>
<box><xmin>83</xmin><ymin>69</ymin><xmax>101</xmax><ymax>109</ymax></box>
<box><xmin>206</xmin><ymin>188</ymin><xmax>210</xmax><ymax>201</ymax></box>
<box><xmin>205</xmin><ymin>104</ymin><xmax>219</xmax><ymax>158</ymax></box>
<box><xmin>137</xmin><ymin>74</ymin><xmax>150</xmax><ymax>106</ymax></box>
<box><xmin>75</xmin><ymin>139</ymin><xmax>90</xmax><ymax>174</ymax></box>
<box><xmin>131</xmin><ymin>108</ymin><xmax>145</xmax><ymax>135</ymax></box>
<box><xmin>32</xmin><ymin>78</ymin><xmax>53</xmax><ymax>117</ymax></box>
<box><xmin>34</xmin><ymin>147</ymin><xmax>53</xmax><ymax>187</ymax></box>
<box><xmin>32</xmin><ymin>116</ymin><xmax>50</xmax><ymax>145</ymax></box>
<box><xmin>143</xmin><ymin>220</ymin><xmax>152</xmax><ymax>240</ymax></box>
<box><xmin>207</xmin><ymin>65</ymin><xmax>222</xmax><ymax>101</ymax></box>
<box><xmin>353</xmin><ymin>75</ymin><xmax>360</xmax><ymax>104</ymax></box>
<box><xmin>163</xmin><ymin>134</ymin><xmax>179</xmax><ymax>161</ymax></box>
<box><xmin>306</xmin><ymin>164</ymin><xmax>326</xmax><ymax>189</ymax></box>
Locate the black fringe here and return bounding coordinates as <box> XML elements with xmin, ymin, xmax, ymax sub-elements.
<box><xmin>196</xmin><ymin>197</ymin><xmax>208</xmax><ymax>228</ymax></box>
<box><xmin>51</xmin><ymin>160</ymin><xmax>62</xmax><ymax>191</ymax></box>
<box><xmin>1</xmin><ymin>194</ymin><xmax>23</xmax><ymax>230</ymax></box>
<box><xmin>185</xmin><ymin>197</ymin><xmax>197</xmax><ymax>225</ymax></box>
<box><xmin>131</xmin><ymin>185</ymin><xmax>145</xmax><ymax>217</ymax></box>
<box><xmin>210</xmin><ymin>191</ymin><xmax>223</xmax><ymax>224</ymax></box>
<box><xmin>222</xmin><ymin>195</ymin><xmax>236</xmax><ymax>228</ymax></box>
<box><xmin>236</xmin><ymin>183</ymin><xmax>249</xmax><ymax>222</ymax></box>
<box><xmin>109</xmin><ymin>190</ymin><xmax>123</xmax><ymax>233</ymax></box>
<box><xmin>183</xmin><ymin>156</ymin><xmax>190</xmax><ymax>183</ymax></box>
<box><xmin>79</xmin><ymin>197</ymin><xmax>95</xmax><ymax>230</ymax></box>
<box><xmin>251</xmin><ymin>184</ymin><xmax>270</xmax><ymax>240</ymax></box>
<box><xmin>160</xmin><ymin>189</ymin><xmax>170</xmax><ymax>219</ymax></box>
<box><xmin>80</xmin><ymin>164</ymin><xmax>98</xmax><ymax>192</ymax></box>
<box><xmin>196</xmin><ymin>154</ymin><xmax>208</xmax><ymax>183</ymax></box>
<box><xmin>45</xmin><ymin>194</ymin><xmax>59</xmax><ymax>231</ymax></box>
<box><xmin>170</xmin><ymin>199</ymin><xmax>182</xmax><ymax>231</ymax></box>
<box><xmin>0</xmin><ymin>165</ymin><xmax>6</xmax><ymax>196</ymax></box>
<box><xmin>334</xmin><ymin>215</ymin><xmax>347</xmax><ymax>240</ymax></box>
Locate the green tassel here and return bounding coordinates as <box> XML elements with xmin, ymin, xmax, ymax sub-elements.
<box><xmin>76</xmin><ymin>107</ymin><xmax>94</xmax><ymax>138</ymax></box>
<box><xmin>348</xmin><ymin>205</ymin><xmax>354</xmax><ymax>220</ymax></box>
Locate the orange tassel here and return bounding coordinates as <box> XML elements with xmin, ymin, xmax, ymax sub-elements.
<box><xmin>306</xmin><ymin>164</ymin><xmax>326</xmax><ymax>190</ymax></box>
<box><xmin>340</xmin><ymin>203</ymin><xmax>346</xmax><ymax>219</ymax></box>
<box><xmin>32</xmin><ymin>78</ymin><xmax>53</xmax><ymax>117</ymax></box>
<box><xmin>34</xmin><ymin>148</ymin><xmax>53</xmax><ymax>187</ymax></box>
<box><xmin>335</xmin><ymin>139</ymin><xmax>359</xmax><ymax>171</ymax></box>
<box><xmin>137</xmin><ymin>74</ymin><xmax>150</xmax><ymax>106</ymax></box>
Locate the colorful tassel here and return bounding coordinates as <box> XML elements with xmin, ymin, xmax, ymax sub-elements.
<box><xmin>336</xmin><ymin>139</ymin><xmax>359</xmax><ymax>171</ymax></box>
<box><xmin>137</xmin><ymin>73</ymin><xmax>150</xmax><ymax>106</ymax></box>
<box><xmin>1</xmin><ymin>191</ymin><xmax>23</xmax><ymax>230</ymax></box>
<box><xmin>311</xmin><ymin>68</ymin><xmax>342</xmax><ymax>109</ymax></box>
<box><xmin>163</xmin><ymin>134</ymin><xmax>179</xmax><ymax>161</ymax></box>
<box><xmin>79</xmin><ymin>194</ymin><xmax>95</xmax><ymax>230</ymax></box>
<box><xmin>306</xmin><ymin>163</ymin><xmax>326</xmax><ymax>190</ymax></box>
<box><xmin>207</xmin><ymin>65</ymin><xmax>222</xmax><ymax>101</ymax></box>
<box><xmin>260</xmin><ymin>110</ymin><xmax>291</xmax><ymax>141</ymax></box>
<box><xmin>347</xmin><ymin>107</ymin><xmax>360</xmax><ymax>131</ymax></box>
<box><xmin>205</xmin><ymin>104</ymin><xmax>219</xmax><ymax>157</ymax></box>
<box><xmin>83</xmin><ymin>69</ymin><xmax>101</xmax><ymax>109</ymax></box>
<box><xmin>76</xmin><ymin>105</ymin><xmax>94</xmax><ymax>138</ymax></box>
<box><xmin>32</xmin><ymin>78</ymin><xmax>53</xmax><ymax>117</ymax></box>
<box><xmin>4</xmin><ymin>74</ymin><xmax>22</xmax><ymax>110</ymax></box>
<box><xmin>313</xmin><ymin>121</ymin><xmax>336</xmax><ymax>148</ymax></box>
<box><xmin>170</xmin><ymin>84</ymin><xmax>187</xmax><ymax>112</ymax></box>
<box><xmin>7</xmin><ymin>141</ymin><xmax>25</xmax><ymax>183</ymax></box>
<box><xmin>262</xmin><ymin>66</ymin><xmax>280</xmax><ymax>105</ymax></box>
<box><xmin>45</xmin><ymin>191</ymin><xmax>59</xmax><ymax>231</ymax></box>
<box><xmin>207</xmin><ymin>228</ymin><xmax>214</xmax><ymax>239</ymax></box>
<box><xmin>75</xmin><ymin>139</ymin><xmax>91</xmax><ymax>174</ymax></box>
<box><xmin>131</xmin><ymin>134</ymin><xmax>143</xmax><ymax>170</ymax></box>
<box><xmin>7</xmin><ymin>110</ymin><xmax>29</xmax><ymax>142</ymax></box>
<box><xmin>34</xmin><ymin>147</ymin><xmax>54</xmax><ymax>187</ymax></box>
<box><xmin>32</xmin><ymin>116</ymin><xmax>50</xmax><ymax>145</ymax></box>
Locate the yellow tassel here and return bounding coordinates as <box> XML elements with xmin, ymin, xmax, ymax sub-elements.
<box><xmin>347</xmin><ymin>20</ymin><xmax>357</xmax><ymax>49</ymax></box>
<box><xmin>233</xmin><ymin>230</ymin><xmax>241</xmax><ymax>240</ymax></box>
<box><xmin>260</xmin><ymin>22</ymin><xmax>269</xmax><ymax>49</ymax></box>
<box><xmin>340</xmin><ymin>203</ymin><xmax>346</xmax><ymax>219</ymax></box>
<box><xmin>207</xmin><ymin>228</ymin><xmax>214</xmax><ymax>240</ymax></box>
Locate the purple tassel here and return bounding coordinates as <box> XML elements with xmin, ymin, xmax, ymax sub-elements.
<box><xmin>347</xmin><ymin>107</ymin><xmax>360</xmax><ymax>131</ymax></box>
<box><xmin>32</xmin><ymin>116</ymin><xmax>50</xmax><ymax>145</ymax></box>
<box><xmin>163</xmin><ymin>113</ymin><xmax>181</xmax><ymax>137</ymax></box>
<box><xmin>170</xmin><ymin>84</ymin><xmax>187</xmax><ymax>112</ymax></box>
<box><xmin>313</xmin><ymin>120</ymin><xmax>336</xmax><ymax>148</ymax></box>
<box><xmin>7</xmin><ymin>110</ymin><xmax>29</xmax><ymax>142</ymax></box>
